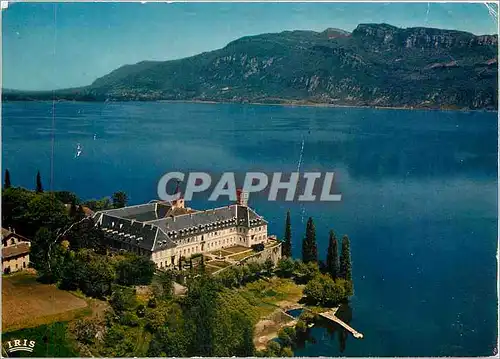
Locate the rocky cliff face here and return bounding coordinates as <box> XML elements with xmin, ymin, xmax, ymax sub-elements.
<box><xmin>4</xmin><ymin>24</ymin><xmax>498</xmax><ymax>110</ymax></box>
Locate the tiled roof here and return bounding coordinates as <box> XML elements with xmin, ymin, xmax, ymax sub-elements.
<box><xmin>64</xmin><ymin>205</ymin><xmax>95</xmax><ymax>217</ymax></box>
<box><xmin>1</xmin><ymin>228</ymin><xmax>30</xmax><ymax>242</ymax></box>
<box><xmin>93</xmin><ymin>203</ymin><xmax>267</xmax><ymax>252</ymax></box>
<box><xmin>100</xmin><ymin>202</ymin><xmax>172</xmax><ymax>222</ymax></box>
<box><xmin>1</xmin><ymin>228</ymin><xmax>12</xmax><ymax>238</ymax></box>
<box><xmin>2</xmin><ymin>242</ymin><xmax>30</xmax><ymax>259</ymax></box>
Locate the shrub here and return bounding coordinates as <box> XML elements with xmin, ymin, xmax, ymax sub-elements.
<box><xmin>147</xmin><ymin>297</ymin><xmax>157</xmax><ymax>308</ymax></box>
<box><xmin>295</xmin><ymin>320</ymin><xmax>307</xmax><ymax>333</ymax></box>
<box><xmin>251</xmin><ymin>243</ymin><xmax>265</xmax><ymax>252</ymax></box>
<box><xmin>303</xmin><ymin>274</ymin><xmax>349</xmax><ymax>305</ymax></box>
<box><xmin>120</xmin><ymin>312</ymin><xmax>139</xmax><ymax>327</ymax></box>
<box><xmin>72</xmin><ymin>318</ymin><xmax>99</xmax><ymax>345</ymax></box>
<box><xmin>136</xmin><ymin>304</ymin><xmax>146</xmax><ymax>318</ymax></box>
<box><xmin>276</xmin><ymin>258</ymin><xmax>295</xmax><ymax>278</ymax></box>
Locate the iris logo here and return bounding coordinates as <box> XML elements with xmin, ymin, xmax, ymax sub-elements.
<box><xmin>3</xmin><ymin>339</ymin><xmax>36</xmax><ymax>354</ymax></box>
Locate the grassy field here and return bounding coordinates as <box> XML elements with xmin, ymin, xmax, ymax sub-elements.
<box><xmin>231</xmin><ymin>278</ymin><xmax>304</xmax><ymax>351</ymax></box>
<box><xmin>2</xmin><ymin>272</ymin><xmax>89</xmax><ymax>332</ymax></box>
<box><xmin>208</xmin><ymin>260</ymin><xmax>231</xmax><ymax>268</ymax></box>
<box><xmin>205</xmin><ymin>265</ymin><xmax>222</xmax><ymax>274</ymax></box>
<box><xmin>224</xmin><ymin>245</ymin><xmax>252</xmax><ymax>254</ymax></box>
<box><xmin>2</xmin><ymin>322</ymin><xmax>77</xmax><ymax>357</ymax></box>
<box><xmin>228</xmin><ymin>250</ymin><xmax>255</xmax><ymax>262</ymax></box>
<box><xmin>208</xmin><ymin>249</ymin><xmax>233</xmax><ymax>257</ymax></box>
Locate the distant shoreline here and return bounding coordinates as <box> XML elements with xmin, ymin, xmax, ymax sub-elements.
<box><xmin>3</xmin><ymin>98</ymin><xmax>498</xmax><ymax>113</ymax></box>
<box><xmin>159</xmin><ymin>99</ymin><xmax>498</xmax><ymax>113</ymax></box>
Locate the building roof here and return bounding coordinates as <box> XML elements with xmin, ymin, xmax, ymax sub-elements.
<box><xmin>64</xmin><ymin>204</ymin><xmax>95</xmax><ymax>217</ymax></box>
<box><xmin>1</xmin><ymin>228</ymin><xmax>30</xmax><ymax>242</ymax></box>
<box><xmin>93</xmin><ymin>202</ymin><xmax>267</xmax><ymax>252</ymax></box>
<box><xmin>2</xmin><ymin>242</ymin><xmax>30</xmax><ymax>260</ymax></box>
<box><xmin>1</xmin><ymin>228</ymin><xmax>12</xmax><ymax>238</ymax></box>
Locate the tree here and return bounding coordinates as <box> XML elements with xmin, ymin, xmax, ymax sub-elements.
<box><xmin>326</xmin><ymin>230</ymin><xmax>340</xmax><ymax>280</ymax></box>
<box><xmin>71</xmin><ymin>318</ymin><xmax>100</xmax><ymax>345</ymax></box>
<box><xmin>184</xmin><ymin>277</ymin><xmax>219</xmax><ymax>356</ymax></box>
<box><xmin>276</xmin><ymin>257</ymin><xmax>295</xmax><ymax>278</ymax></box>
<box><xmin>65</xmin><ymin>217</ymin><xmax>106</xmax><ymax>253</ymax></box>
<box><xmin>238</xmin><ymin>317</ymin><xmax>256</xmax><ymax>356</ymax></box>
<box><xmin>4</xmin><ymin>169</ymin><xmax>11</xmax><ymax>189</ymax></box>
<box><xmin>52</xmin><ymin>191</ymin><xmax>78</xmax><ymax>205</ymax></box>
<box><xmin>69</xmin><ymin>198</ymin><xmax>78</xmax><ymax>219</ymax></box>
<box><xmin>264</xmin><ymin>341</ymin><xmax>282</xmax><ymax>357</ymax></box>
<box><xmin>115</xmin><ymin>254</ymin><xmax>155</xmax><ymax>286</ymax></box>
<box><xmin>31</xmin><ymin>227</ymin><xmax>65</xmax><ymax>283</ymax></box>
<box><xmin>152</xmin><ymin>271</ymin><xmax>174</xmax><ymax>300</ymax></box>
<box><xmin>199</xmin><ymin>256</ymin><xmax>206</xmax><ymax>274</ymax></box>
<box><xmin>301</xmin><ymin>217</ymin><xmax>317</xmax><ymax>263</ymax></box>
<box><xmin>75</xmin><ymin>249</ymin><xmax>116</xmax><ymax>298</ymax></box>
<box><xmin>263</xmin><ymin>259</ymin><xmax>274</xmax><ymax>277</ymax></box>
<box><xmin>339</xmin><ymin>235</ymin><xmax>352</xmax><ymax>282</ymax></box>
<box><xmin>112</xmin><ymin>191</ymin><xmax>128</xmax><ymax>209</ymax></box>
<box><xmin>83</xmin><ymin>197</ymin><xmax>112</xmax><ymax>211</ymax></box>
<box><xmin>303</xmin><ymin>274</ymin><xmax>348</xmax><ymax>306</ymax></box>
<box><xmin>24</xmin><ymin>193</ymin><xmax>70</xmax><ymax>237</ymax></box>
<box><xmin>218</xmin><ymin>267</ymin><xmax>235</xmax><ymax>288</ymax></box>
<box><xmin>76</xmin><ymin>204</ymin><xmax>86</xmax><ymax>221</ymax></box>
<box><xmin>36</xmin><ymin>170</ymin><xmax>43</xmax><ymax>193</ymax></box>
<box><xmin>147</xmin><ymin>303</ymin><xmax>188</xmax><ymax>356</ymax></box>
<box><xmin>282</xmin><ymin>210</ymin><xmax>292</xmax><ymax>257</ymax></box>
<box><xmin>59</xmin><ymin>251</ymin><xmax>85</xmax><ymax>290</ymax></box>
<box><xmin>1</xmin><ymin>187</ymin><xmax>35</xmax><ymax>231</ymax></box>
<box><xmin>110</xmin><ymin>286</ymin><xmax>137</xmax><ymax>315</ymax></box>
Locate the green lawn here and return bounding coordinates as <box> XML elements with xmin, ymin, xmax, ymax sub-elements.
<box><xmin>208</xmin><ymin>260</ymin><xmax>231</xmax><ymax>268</ymax></box>
<box><xmin>224</xmin><ymin>245</ymin><xmax>252</xmax><ymax>254</ymax></box>
<box><xmin>226</xmin><ymin>278</ymin><xmax>304</xmax><ymax>322</ymax></box>
<box><xmin>208</xmin><ymin>249</ymin><xmax>233</xmax><ymax>257</ymax></box>
<box><xmin>2</xmin><ymin>322</ymin><xmax>77</xmax><ymax>357</ymax></box>
<box><xmin>228</xmin><ymin>250</ymin><xmax>255</xmax><ymax>262</ymax></box>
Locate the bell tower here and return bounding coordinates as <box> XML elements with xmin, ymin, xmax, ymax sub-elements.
<box><xmin>172</xmin><ymin>179</ymin><xmax>185</xmax><ymax>209</ymax></box>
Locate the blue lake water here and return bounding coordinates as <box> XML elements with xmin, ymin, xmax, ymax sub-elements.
<box><xmin>1</xmin><ymin>101</ymin><xmax>498</xmax><ymax>356</ymax></box>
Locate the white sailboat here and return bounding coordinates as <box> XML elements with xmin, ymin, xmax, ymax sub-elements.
<box><xmin>75</xmin><ymin>143</ymin><xmax>82</xmax><ymax>157</ymax></box>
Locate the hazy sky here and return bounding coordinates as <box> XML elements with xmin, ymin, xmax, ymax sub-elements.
<box><xmin>2</xmin><ymin>2</ymin><xmax>498</xmax><ymax>90</ymax></box>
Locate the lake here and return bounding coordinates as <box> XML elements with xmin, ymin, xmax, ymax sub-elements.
<box><xmin>1</xmin><ymin>101</ymin><xmax>498</xmax><ymax>356</ymax></box>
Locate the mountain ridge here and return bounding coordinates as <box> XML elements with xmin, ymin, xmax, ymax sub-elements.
<box><xmin>3</xmin><ymin>23</ymin><xmax>498</xmax><ymax>110</ymax></box>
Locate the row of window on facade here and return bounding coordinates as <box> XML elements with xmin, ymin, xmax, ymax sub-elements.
<box><xmin>3</xmin><ymin>260</ymin><xmax>27</xmax><ymax>274</ymax></box>
<box><xmin>177</xmin><ymin>226</ymin><xmax>266</xmax><ymax>245</ymax></box>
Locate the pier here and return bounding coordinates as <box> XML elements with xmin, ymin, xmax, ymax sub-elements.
<box><xmin>319</xmin><ymin>308</ymin><xmax>364</xmax><ymax>339</ymax></box>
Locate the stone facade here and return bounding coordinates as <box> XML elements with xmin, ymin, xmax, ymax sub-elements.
<box><xmin>1</xmin><ymin>228</ymin><xmax>30</xmax><ymax>274</ymax></box>
<box><xmin>93</xmin><ymin>197</ymin><xmax>272</xmax><ymax>269</ymax></box>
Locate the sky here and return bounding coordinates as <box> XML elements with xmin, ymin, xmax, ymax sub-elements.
<box><xmin>2</xmin><ymin>2</ymin><xmax>498</xmax><ymax>91</ymax></box>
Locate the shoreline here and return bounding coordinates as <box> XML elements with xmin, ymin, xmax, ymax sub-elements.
<box><xmin>2</xmin><ymin>98</ymin><xmax>497</xmax><ymax>113</ymax></box>
<box><xmin>162</xmin><ymin>99</ymin><xmax>498</xmax><ymax>113</ymax></box>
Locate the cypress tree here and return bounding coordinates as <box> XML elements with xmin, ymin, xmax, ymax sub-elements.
<box><xmin>77</xmin><ymin>204</ymin><xmax>86</xmax><ymax>220</ymax></box>
<box><xmin>69</xmin><ymin>198</ymin><xmax>78</xmax><ymax>219</ymax></box>
<box><xmin>36</xmin><ymin>170</ymin><xmax>43</xmax><ymax>193</ymax></box>
<box><xmin>326</xmin><ymin>230</ymin><xmax>339</xmax><ymax>279</ymax></box>
<box><xmin>282</xmin><ymin>210</ymin><xmax>292</xmax><ymax>257</ymax></box>
<box><xmin>199</xmin><ymin>256</ymin><xmax>206</xmax><ymax>274</ymax></box>
<box><xmin>4</xmin><ymin>169</ymin><xmax>11</xmax><ymax>189</ymax></box>
<box><xmin>339</xmin><ymin>235</ymin><xmax>352</xmax><ymax>282</ymax></box>
<box><xmin>302</xmin><ymin>217</ymin><xmax>317</xmax><ymax>263</ymax></box>
<box><xmin>239</xmin><ymin>317</ymin><xmax>256</xmax><ymax>356</ymax></box>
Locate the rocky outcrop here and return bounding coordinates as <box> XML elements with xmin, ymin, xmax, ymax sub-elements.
<box><xmin>4</xmin><ymin>24</ymin><xmax>498</xmax><ymax>110</ymax></box>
